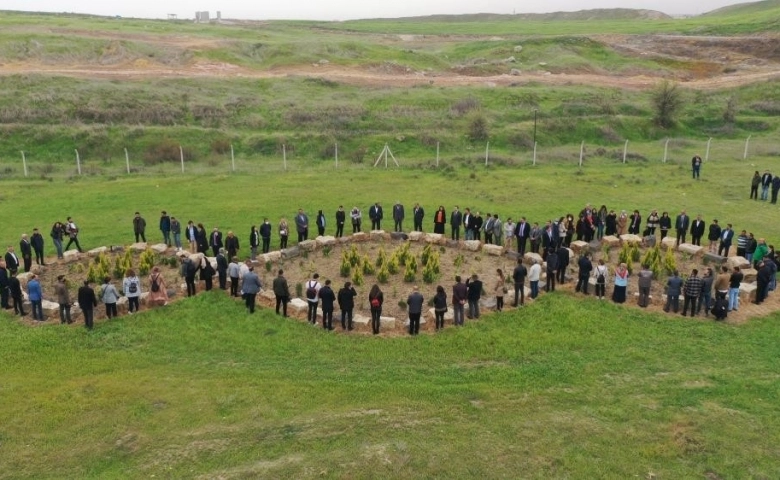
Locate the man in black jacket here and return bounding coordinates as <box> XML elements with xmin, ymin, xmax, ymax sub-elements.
<box><xmin>259</xmin><ymin>219</ymin><xmax>272</xmax><ymax>253</ymax></box>
<box><xmin>546</xmin><ymin>248</ymin><xmax>559</xmax><ymax>292</ymax></box>
<box><xmin>335</xmin><ymin>206</ymin><xmax>346</xmax><ymax>238</ymax></box>
<box><xmin>369</xmin><ymin>203</ymin><xmax>383</xmax><ymax>231</ymax></box>
<box><xmin>216</xmin><ymin>249</ymin><xmax>228</xmax><ymax>290</ymax></box>
<box><xmin>675</xmin><ymin>210</ymin><xmax>690</xmax><ymax>246</ymax></box>
<box><xmin>556</xmin><ymin>245</ymin><xmax>570</xmax><ymax>284</ymax></box>
<box><xmin>392</xmin><ymin>202</ymin><xmax>404</xmax><ymax>232</ymax></box>
<box><xmin>0</xmin><ymin>260</ymin><xmax>9</xmax><ymax>309</ymax></box>
<box><xmin>133</xmin><ymin>212</ymin><xmax>147</xmax><ymax>243</ymax></box>
<box><xmin>514</xmin><ymin>217</ymin><xmax>531</xmax><ymax>255</ymax></box>
<box><xmin>319</xmin><ymin>279</ymin><xmax>336</xmax><ymax>330</ymax></box>
<box><xmin>450</xmin><ymin>206</ymin><xmax>461</xmax><ymax>240</ymax></box>
<box><xmin>337</xmin><ymin>281</ymin><xmax>357</xmax><ymax>330</ymax></box>
<box><xmin>30</xmin><ymin>228</ymin><xmax>45</xmax><ymax>266</ymax></box>
<box><xmin>78</xmin><ymin>280</ymin><xmax>98</xmax><ymax>329</ymax></box>
<box><xmin>413</xmin><ymin>203</ymin><xmax>425</xmax><ymax>232</ymax></box>
<box><xmin>512</xmin><ymin>259</ymin><xmax>527</xmax><ymax>307</ymax></box>
<box><xmin>466</xmin><ymin>274</ymin><xmax>482</xmax><ymax>319</ymax></box>
<box><xmin>225</xmin><ymin>231</ymin><xmax>239</xmax><ymax>260</ymax></box>
<box><xmin>576</xmin><ymin>253</ymin><xmax>593</xmax><ymax>295</ymax></box>
<box><xmin>210</xmin><ymin>228</ymin><xmax>223</xmax><ymax>257</ymax></box>
<box><xmin>690</xmin><ymin>214</ymin><xmax>706</xmax><ymax>246</ymax></box>
<box><xmin>5</xmin><ymin>246</ymin><xmax>20</xmax><ymax>275</ymax></box>
<box><xmin>19</xmin><ymin>234</ymin><xmax>33</xmax><ymax>272</ymax></box>
<box><xmin>9</xmin><ymin>272</ymin><xmax>27</xmax><ymax>316</ymax></box>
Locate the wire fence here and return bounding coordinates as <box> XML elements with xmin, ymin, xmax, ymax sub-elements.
<box><xmin>2</xmin><ymin>135</ymin><xmax>778</xmax><ymax>179</ymax></box>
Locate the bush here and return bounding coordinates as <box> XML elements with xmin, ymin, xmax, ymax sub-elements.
<box><xmin>143</xmin><ymin>139</ymin><xmax>195</xmax><ymax>165</ymax></box>
<box><xmin>352</xmin><ymin>268</ymin><xmax>364</xmax><ymax>287</ymax></box>
<box><xmin>362</xmin><ymin>255</ymin><xmax>375</xmax><ymax>275</ymax></box>
<box><xmin>295</xmin><ymin>282</ymin><xmax>303</xmax><ymax>298</ymax></box>
<box><xmin>451</xmin><ymin>97</ymin><xmax>481</xmax><ymax>116</ymax></box>
<box><xmin>467</xmin><ymin>113</ymin><xmax>490</xmax><ymax>141</ymax></box>
<box><xmin>651</xmin><ymin>80</ymin><xmax>684</xmax><ymax>129</ymax></box>
<box><xmin>377</xmin><ymin>264</ymin><xmax>390</xmax><ymax>284</ymax></box>
<box><xmin>210</xmin><ymin>138</ymin><xmax>231</xmax><ymax>154</ymax></box>
<box><xmin>339</xmin><ymin>256</ymin><xmax>351</xmax><ymax>278</ymax></box>
<box><xmin>387</xmin><ymin>254</ymin><xmax>400</xmax><ymax>275</ymax></box>
<box><xmin>138</xmin><ymin>248</ymin><xmax>157</xmax><ymax>276</ymax></box>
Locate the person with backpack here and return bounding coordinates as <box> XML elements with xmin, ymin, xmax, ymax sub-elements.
<box><xmin>101</xmin><ymin>277</ymin><xmax>120</xmax><ymax>319</ymax></box>
<box><xmin>123</xmin><ymin>268</ymin><xmax>141</xmax><ymax>314</ymax></box>
<box><xmin>305</xmin><ymin>273</ymin><xmax>322</xmax><ymax>324</ymax></box>
<box><xmin>368</xmin><ymin>284</ymin><xmax>383</xmax><ymax>335</ymax></box>
<box><xmin>148</xmin><ymin>266</ymin><xmax>168</xmax><ymax>306</ymax></box>
<box><xmin>593</xmin><ymin>259</ymin><xmax>608</xmax><ymax>300</ymax></box>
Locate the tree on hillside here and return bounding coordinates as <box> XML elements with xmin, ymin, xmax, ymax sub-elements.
<box><xmin>651</xmin><ymin>80</ymin><xmax>684</xmax><ymax>129</ymax></box>
<box><xmin>467</xmin><ymin>113</ymin><xmax>490</xmax><ymax>142</ymax></box>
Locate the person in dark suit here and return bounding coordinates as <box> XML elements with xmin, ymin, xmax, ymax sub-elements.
<box><xmin>690</xmin><ymin>214</ymin><xmax>706</xmax><ymax>246</ymax></box>
<box><xmin>316</xmin><ymin>210</ymin><xmax>326</xmax><ymax>236</ymax></box>
<box><xmin>216</xmin><ymin>249</ymin><xmax>228</xmax><ymax>290</ymax></box>
<box><xmin>272</xmin><ymin>269</ymin><xmax>291</xmax><ymax>317</ymax></box>
<box><xmin>541</xmin><ymin>221</ymin><xmax>557</xmax><ymax>259</ymax></box>
<box><xmin>133</xmin><ymin>212</ymin><xmax>147</xmax><ymax>243</ymax></box>
<box><xmin>224</xmin><ymin>231</ymin><xmax>239</xmax><ymax>261</ymax></box>
<box><xmin>545</xmin><ymin>248</ymin><xmax>559</xmax><ymax>292</ymax></box>
<box><xmin>196</xmin><ymin>224</ymin><xmax>208</xmax><ymax>254</ymax></box>
<box><xmin>368</xmin><ymin>202</ymin><xmax>383</xmax><ymax>230</ymax></box>
<box><xmin>462</xmin><ymin>208</ymin><xmax>473</xmax><ymax>240</ymax></box>
<box><xmin>240</xmin><ymin>266</ymin><xmax>262</xmax><ymax>314</ymax></box>
<box><xmin>30</xmin><ymin>228</ymin><xmax>45</xmax><ymax>266</ymax></box>
<box><xmin>413</xmin><ymin>203</ymin><xmax>425</xmax><ymax>232</ymax></box>
<box><xmin>319</xmin><ymin>279</ymin><xmax>336</xmax><ymax>330</ymax></box>
<box><xmin>295</xmin><ymin>209</ymin><xmax>309</xmax><ymax>242</ymax></box>
<box><xmin>514</xmin><ymin>217</ymin><xmax>531</xmax><ymax>255</ymax></box>
<box><xmin>337</xmin><ymin>281</ymin><xmax>357</xmax><ymax>330</ymax></box>
<box><xmin>335</xmin><ymin>206</ymin><xmax>346</xmax><ymax>238</ymax></box>
<box><xmin>5</xmin><ymin>246</ymin><xmax>20</xmax><ymax>275</ymax></box>
<box><xmin>77</xmin><ymin>280</ymin><xmax>97</xmax><ymax>329</ymax></box>
<box><xmin>19</xmin><ymin>235</ymin><xmax>33</xmax><ymax>272</ymax></box>
<box><xmin>760</xmin><ymin>170</ymin><xmax>772</xmax><ymax>201</ymax></box>
<box><xmin>707</xmin><ymin>220</ymin><xmax>722</xmax><ymax>254</ymax></box>
<box><xmin>449</xmin><ymin>207</ymin><xmax>461</xmax><ymax>240</ymax></box>
<box><xmin>465</xmin><ymin>274</ymin><xmax>482</xmax><ymax>319</ymax></box>
<box><xmin>675</xmin><ymin>210</ymin><xmax>690</xmax><ymax>246</ymax></box>
<box><xmin>628</xmin><ymin>210</ymin><xmax>642</xmax><ymax>235</ymax></box>
<box><xmin>259</xmin><ymin>219</ymin><xmax>272</xmax><ymax>253</ymax></box>
<box><xmin>9</xmin><ymin>272</ymin><xmax>27</xmax><ymax>317</ymax></box>
<box><xmin>718</xmin><ymin>223</ymin><xmax>734</xmax><ymax>257</ymax></box>
<box><xmin>0</xmin><ymin>261</ymin><xmax>10</xmax><ymax>309</ymax></box>
<box><xmin>392</xmin><ymin>202</ymin><xmax>404</xmax><ymax>232</ymax></box>
<box><xmin>433</xmin><ymin>206</ymin><xmax>446</xmax><ymax>234</ymax></box>
<box><xmin>186</xmin><ymin>221</ymin><xmax>198</xmax><ymax>253</ymax></box>
<box><xmin>473</xmin><ymin>213</ymin><xmax>483</xmax><ymax>241</ymax></box>
<box><xmin>210</xmin><ymin>228</ymin><xmax>223</xmax><ymax>257</ymax></box>
<box><xmin>556</xmin><ymin>245</ymin><xmax>570</xmax><ymax>284</ymax></box>
<box><xmin>249</xmin><ymin>225</ymin><xmax>260</xmax><ymax>260</ymax></box>
<box><xmin>407</xmin><ymin>286</ymin><xmax>424</xmax><ymax>335</ymax></box>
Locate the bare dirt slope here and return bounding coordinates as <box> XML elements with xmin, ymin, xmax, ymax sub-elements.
<box><xmin>1</xmin><ymin>32</ymin><xmax>779</xmax><ymax>90</ymax></box>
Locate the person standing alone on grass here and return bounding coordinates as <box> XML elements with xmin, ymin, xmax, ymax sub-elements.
<box><xmin>335</xmin><ymin>206</ymin><xmax>346</xmax><ymax>238</ymax></box>
<box><xmin>133</xmin><ymin>212</ymin><xmax>146</xmax><ymax>243</ymax></box>
<box><xmin>78</xmin><ymin>280</ymin><xmax>98</xmax><ymax>329</ymax></box>
<box><xmin>368</xmin><ymin>284</ymin><xmax>384</xmax><ymax>335</ymax></box>
<box><xmin>305</xmin><ymin>273</ymin><xmax>321</xmax><ymax>324</ymax></box>
<box><xmin>691</xmin><ymin>154</ymin><xmax>702</xmax><ymax>179</ymax></box>
<box><xmin>31</xmin><ymin>228</ymin><xmax>45</xmax><ymax>266</ymax></box>
<box><xmin>319</xmin><ymin>279</ymin><xmax>336</xmax><ymax>330</ymax></box>
<box><xmin>260</xmin><ymin>218</ymin><xmax>272</xmax><ymax>254</ymax></box>
<box><xmin>241</xmin><ymin>266</ymin><xmax>262</xmax><ymax>314</ymax></box>
<box><xmin>407</xmin><ymin>286</ymin><xmax>424</xmax><ymax>335</ymax></box>
<box><xmin>273</xmin><ymin>269</ymin><xmax>291</xmax><ymax>317</ymax></box>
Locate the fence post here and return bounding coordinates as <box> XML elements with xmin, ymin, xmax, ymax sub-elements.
<box><xmin>533</xmin><ymin>142</ymin><xmax>537</xmax><ymax>166</ymax></box>
<box><xmin>179</xmin><ymin>145</ymin><xmax>184</xmax><ymax>173</ymax></box>
<box><xmin>230</xmin><ymin>144</ymin><xmax>235</xmax><ymax>172</ymax></box>
<box><xmin>21</xmin><ymin>151</ymin><xmax>28</xmax><ymax>177</ymax></box>
<box><xmin>705</xmin><ymin>138</ymin><xmax>712</xmax><ymax>162</ymax></box>
<box><xmin>579</xmin><ymin>141</ymin><xmax>584</xmax><ymax>167</ymax></box>
<box><xmin>335</xmin><ymin>143</ymin><xmax>338</xmax><ymax>168</ymax></box>
<box><xmin>283</xmin><ymin>144</ymin><xmax>287</xmax><ymax>171</ymax></box>
<box><xmin>124</xmin><ymin>148</ymin><xmax>130</xmax><ymax>174</ymax></box>
<box><xmin>485</xmin><ymin>142</ymin><xmax>489</xmax><ymax>166</ymax></box>
<box><xmin>623</xmin><ymin>140</ymin><xmax>629</xmax><ymax>164</ymax></box>
<box><xmin>75</xmin><ymin>149</ymin><xmax>82</xmax><ymax>175</ymax></box>
<box><xmin>436</xmin><ymin>142</ymin><xmax>440</xmax><ymax>168</ymax></box>
<box><xmin>744</xmin><ymin>135</ymin><xmax>752</xmax><ymax>160</ymax></box>
<box><xmin>663</xmin><ymin>138</ymin><xmax>670</xmax><ymax>163</ymax></box>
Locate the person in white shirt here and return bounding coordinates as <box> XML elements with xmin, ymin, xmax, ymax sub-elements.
<box><xmin>528</xmin><ymin>260</ymin><xmax>541</xmax><ymax>299</ymax></box>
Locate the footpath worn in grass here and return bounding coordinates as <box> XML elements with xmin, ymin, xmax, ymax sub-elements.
<box><xmin>1</xmin><ymin>293</ymin><xmax>779</xmax><ymax>478</ymax></box>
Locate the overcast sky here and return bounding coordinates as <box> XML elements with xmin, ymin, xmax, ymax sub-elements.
<box><xmin>1</xmin><ymin>0</ymin><xmax>754</xmax><ymax>21</ymax></box>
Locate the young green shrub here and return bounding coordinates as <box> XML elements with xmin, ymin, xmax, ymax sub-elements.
<box><xmin>295</xmin><ymin>282</ymin><xmax>303</xmax><ymax>298</ymax></box>
<box><xmin>340</xmin><ymin>255</ymin><xmax>352</xmax><ymax>278</ymax></box>
<box><xmin>375</xmin><ymin>247</ymin><xmax>387</xmax><ymax>268</ymax></box>
<box><xmin>453</xmin><ymin>253</ymin><xmax>465</xmax><ymax>269</ymax></box>
<box><xmin>421</xmin><ymin>243</ymin><xmax>433</xmax><ymax>266</ymax></box>
<box><xmin>387</xmin><ymin>254</ymin><xmax>400</xmax><ymax>275</ymax></box>
<box><xmin>403</xmin><ymin>257</ymin><xmax>418</xmax><ymax>282</ymax></box>
<box><xmin>362</xmin><ymin>255</ymin><xmax>376</xmax><ymax>275</ymax></box>
<box><xmin>664</xmin><ymin>247</ymin><xmax>678</xmax><ymax>276</ymax></box>
<box><xmin>376</xmin><ymin>263</ymin><xmax>390</xmax><ymax>284</ymax></box>
<box><xmin>352</xmin><ymin>267</ymin><xmax>364</xmax><ymax>287</ymax></box>
<box><xmin>265</xmin><ymin>261</ymin><xmax>273</xmax><ymax>272</ymax></box>
<box><xmin>139</xmin><ymin>248</ymin><xmax>157</xmax><ymax>276</ymax></box>
<box><xmin>348</xmin><ymin>245</ymin><xmax>361</xmax><ymax>267</ymax></box>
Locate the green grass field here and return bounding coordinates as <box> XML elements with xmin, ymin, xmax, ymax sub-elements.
<box><xmin>2</xmin><ymin>3</ymin><xmax>780</xmax><ymax>477</ymax></box>
<box><xmin>2</xmin><ymin>291</ymin><xmax>779</xmax><ymax>478</ymax></box>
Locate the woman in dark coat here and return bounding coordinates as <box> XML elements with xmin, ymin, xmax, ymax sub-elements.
<box><xmin>196</xmin><ymin>223</ymin><xmax>208</xmax><ymax>254</ymax></box>
<box><xmin>433</xmin><ymin>206</ymin><xmax>446</xmax><ymax>234</ymax></box>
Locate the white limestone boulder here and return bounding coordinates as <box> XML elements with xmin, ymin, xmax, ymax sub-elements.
<box><xmin>463</xmin><ymin>240</ymin><xmax>481</xmax><ymax>252</ymax></box>
<box><xmin>482</xmin><ymin>244</ymin><xmax>505</xmax><ymax>256</ymax></box>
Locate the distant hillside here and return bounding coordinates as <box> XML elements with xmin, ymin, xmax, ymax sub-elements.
<box><xmin>371</xmin><ymin>9</ymin><xmax>671</xmax><ymax>23</ymax></box>
<box><xmin>703</xmin><ymin>0</ymin><xmax>780</xmax><ymax>16</ymax></box>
